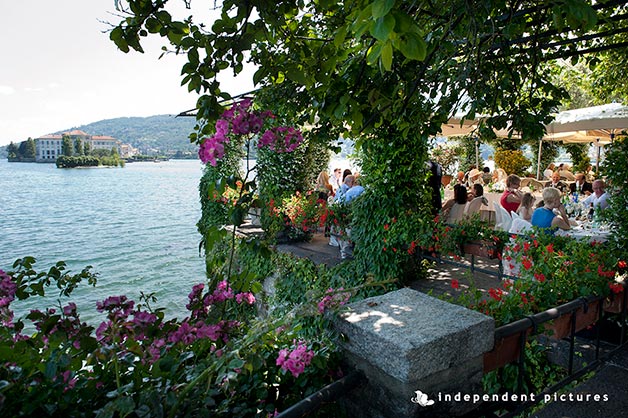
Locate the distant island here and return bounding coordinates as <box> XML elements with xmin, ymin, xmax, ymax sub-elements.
<box><xmin>2</xmin><ymin>114</ymin><xmax>200</xmax><ymax>161</ymax></box>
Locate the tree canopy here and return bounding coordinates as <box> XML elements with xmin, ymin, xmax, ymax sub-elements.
<box><xmin>110</xmin><ymin>0</ymin><xmax>627</xmax><ymax>142</ymax></box>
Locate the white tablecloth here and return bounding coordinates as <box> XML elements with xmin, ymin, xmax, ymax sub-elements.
<box><xmin>556</xmin><ymin>223</ymin><xmax>611</xmax><ymax>243</ymax></box>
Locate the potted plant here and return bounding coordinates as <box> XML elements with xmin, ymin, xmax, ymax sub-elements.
<box><xmin>430</xmin><ymin>142</ymin><xmax>464</xmax><ymax>186</ymax></box>
<box><xmin>429</xmin><ymin>214</ymin><xmax>507</xmax><ymax>260</ymax></box>
<box><xmin>268</xmin><ymin>191</ymin><xmax>323</xmax><ymax>243</ymax></box>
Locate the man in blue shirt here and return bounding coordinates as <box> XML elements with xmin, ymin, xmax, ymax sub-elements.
<box><xmin>344</xmin><ymin>176</ymin><xmax>365</xmax><ymax>203</ymax></box>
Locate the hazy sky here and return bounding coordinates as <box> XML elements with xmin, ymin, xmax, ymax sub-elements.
<box><xmin>0</xmin><ymin>0</ymin><xmax>254</xmax><ymax>146</ymax></box>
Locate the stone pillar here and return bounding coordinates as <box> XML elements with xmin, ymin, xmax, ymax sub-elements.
<box><xmin>333</xmin><ymin>288</ymin><xmax>494</xmax><ymax>417</ymax></box>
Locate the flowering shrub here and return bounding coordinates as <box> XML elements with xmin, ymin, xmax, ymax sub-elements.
<box><xmin>266</xmin><ymin>191</ymin><xmax>324</xmax><ymax>242</ymax></box>
<box><xmin>429</xmin><ymin>141</ymin><xmax>464</xmax><ymax>176</ymax></box>
<box><xmin>276</xmin><ymin>340</ymin><xmax>315</xmax><ymax>377</ymax></box>
<box><xmin>444</xmin><ymin>227</ymin><xmax>622</xmax><ymax>326</ymax></box>
<box><xmin>421</xmin><ymin>214</ymin><xmax>508</xmax><ymax>260</ymax></box>
<box><xmin>320</xmin><ymin>201</ymin><xmax>353</xmax><ymax>238</ymax></box>
<box><xmin>493</xmin><ymin>148</ymin><xmax>530</xmax><ymax>176</ymax></box>
<box><xmin>198</xmin><ymin>99</ymin><xmax>309</xmax><ymax>241</ymax></box>
<box><xmin>0</xmin><ymin>257</ymin><xmax>353</xmax><ymax>417</ymax></box>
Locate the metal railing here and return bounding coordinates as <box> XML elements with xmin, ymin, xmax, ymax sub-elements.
<box><xmin>275</xmin><ymin>370</ymin><xmax>366</xmax><ymax>418</ymax></box>
<box><xmin>464</xmin><ymin>286</ymin><xmax>628</xmax><ymax>418</ymax></box>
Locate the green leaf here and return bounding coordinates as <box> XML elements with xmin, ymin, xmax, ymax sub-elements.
<box><xmin>372</xmin><ymin>0</ymin><xmax>395</xmax><ymax>19</ymax></box>
<box><xmin>397</xmin><ymin>32</ymin><xmax>426</xmax><ymax>61</ymax></box>
<box><xmin>286</xmin><ymin>67</ymin><xmax>307</xmax><ymax>85</ymax></box>
<box><xmin>366</xmin><ymin>42</ymin><xmax>382</xmax><ymax>66</ymax></box>
<box><xmin>381</xmin><ymin>41</ymin><xmax>393</xmax><ymax>71</ymax></box>
<box><xmin>370</xmin><ymin>15</ymin><xmax>395</xmax><ymax>41</ymax></box>
<box><xmin>110</xmin><ymin>27</ymin><xmax>129</xmax><ymax>53</ymax></box>
<box><xmin>334</xmin><ymin>25</ymin><xmax>348</xmax><ymax>48</ymax></box>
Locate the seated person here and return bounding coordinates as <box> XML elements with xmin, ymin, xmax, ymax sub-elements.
<box><xmin>442</xmin><ymin>184</ymin><xmax>468</xmax><ymax>223</ymax></box>
<box><xmin>531</xmin><ymin>187</ymin><xmax>571</xmax><ymax>233</ymax></box>
<box><xmin>455</xmin><ymin>170</ymin><xmax>465</xmax><ymax>185</ymax></box>
<box><xmin>481</xmin><ymin>166</ymin><xmax>493</xmax><ymax>184</ymax></box>
<box><xmin>467</xmin><ymin>168</ymin><xmax>483</xmax><ymax>187</ymax></box>
<box><xmin>581</xmin><ymin>179</ymin><xmax>609</xmax><ymax>210</ymax></box>
<box><xmin>543</xmin><ymin>163</ymin><xmax>556</xmax><ymax>180</ymax></box>
<box><xmin>569</xmin><ymin>172</ymin><xmax>593</xmax><ymax>195</ymax></box>
<box><xmin>500</xmin><ymin>174</ymin><xmax>522</xmax><ymax>214</ymax></box>
<box><xmin>465</xmin><ymin>183</ymin><xmax>488</xmax><ymax>217</ymax></box>
<box><xmin>559</xmin><ymin>164</ymin><xmax>576</xmax><ymax>181</ymax></box>
<box><xmin>492</xmin><ymin>168</ymin><xmax>508</xmax><ymax>184</ymax></box>
<box><xmin>516</xmin><ymin>192</ymin><xmax>535</xmax><ymax>221</ymax></box>
<box><xmin>545</xmin><ymin>171</ymin><xmax>567</xmax><ymax>193</ymax></box>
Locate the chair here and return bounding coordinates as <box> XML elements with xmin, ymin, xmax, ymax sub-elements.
<box><xmin>493</xmin><ymin>201</ymin><xmax>512</xmax><ymax>231</ymax></box>
<box><xmin>509</xmin><ymin>218</ymin><xmax>532</xmax><ymax>235</ymax></box>
<box><xmin>465</xmin><ymin>196</ymin><xmax>486</xmax><ymax>218</ymax></box>
<box><xmin>526</xmin><ymin>179</ymin><xmax>544</xmax><ymax>190</ymax></box>
<box><xmin>510</xmin><ymin>210</ymin><xmax>521</xmax><ymax>220</ymax></box>
<box><xmin>446</xmin><ymin>203</ymin><xmax>467</xmax><ymax>224</ymax></box>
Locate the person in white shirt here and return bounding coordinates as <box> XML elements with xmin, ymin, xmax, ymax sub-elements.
<box><xmin>582</xmin><ymin>179</ymin><xmax>609</xmax><ymax>210</ymax></box>
<box><xmin>543</xmin><ymin>163</ymin><xmax>556</xmax><ymax>180</ymax></box>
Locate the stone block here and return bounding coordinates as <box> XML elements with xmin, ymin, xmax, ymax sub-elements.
<box><xmin>333</xmin><ymin>287</ymin><xmax>494</xmax><ymax>417</ymax></box>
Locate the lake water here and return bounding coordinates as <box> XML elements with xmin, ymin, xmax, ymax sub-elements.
<box><xmin>0</xmin><ymin>159</ymin><xmax>207</xmax><ymax>324</ymax></box>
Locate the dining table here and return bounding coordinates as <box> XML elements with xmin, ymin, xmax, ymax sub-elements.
<box><xmin>555</xmin><ymin>220</ymin><xmax>611</xmax><ymax>243</ymax></box>
<box><xmin>443</xmin><ymin>188</ymin><xmax>543</xmax><ymax>223</ymax></box>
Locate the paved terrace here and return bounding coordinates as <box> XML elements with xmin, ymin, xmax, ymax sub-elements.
<box><xmin>274</xmin><ymin>231</ymin><xmax>628</xmax><ymax>418</ymax></box>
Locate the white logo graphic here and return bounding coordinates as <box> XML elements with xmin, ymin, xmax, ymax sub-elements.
<box><xmin>411</xmin><ymin>390</ymin><xmax>435</xmax><ymax>406</ymax></box>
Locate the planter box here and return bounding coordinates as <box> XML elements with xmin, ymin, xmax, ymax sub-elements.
<box><xmin>604</xmin><ymin>290</ymin><xmax>626</xmax><ymax>314</ymax></box>
<box><xmin>484</xmin><ymin>299</ymin><xmax>603</xmax><ymax>371</ymax></box>
<box><xmin>484</xmin><ymin>328</ymin><xmax>532</xmax><ymax>372</ymax></box>
<box><xmin>544</xmin><ymin>300</ymin><xmax>601</xmax><ymax>340</ymax></box>
<box><xmin>462</xmin><ymin>241</ymin><xmax>499</xmax><ymax>259</ymax></box>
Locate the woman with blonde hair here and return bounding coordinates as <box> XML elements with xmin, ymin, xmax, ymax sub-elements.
<box><xmin>516</xmin><ymin>192</ymin><xmax>535</xmax><ymax>221</ymax></box>
<box><xmin>315</xmin><ymin>170</ymin><xmax>334</xmax><ymax>200</ymax></box>
<box><xmin>531</xmin><ymin>187</ymin><xmax>571</xmax><ymax>232</ymax></box>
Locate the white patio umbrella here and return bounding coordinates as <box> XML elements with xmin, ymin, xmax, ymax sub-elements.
<box><xmin>542</xmin><ymin>103</ymin><xmax>628</xmax><ymax>176</ymax></box>
<box><xmin>438</xmin><ymin>116</ymin><xmax>483</xmax><ymax>168</ymax></box>
<box><xmin>546</xmin><ymin>103</ymin><xmax>628</xmax><ymax>134</ymax></box>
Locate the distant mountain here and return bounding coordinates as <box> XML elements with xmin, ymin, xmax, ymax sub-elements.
<box><xmin>64</xmin><ymin>115</ymin><xmax>199</xmax><ymax>154</ymax></box>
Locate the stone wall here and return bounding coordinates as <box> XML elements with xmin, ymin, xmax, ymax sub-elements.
<box><xmin>333</xmin><ymin>287</ymin><xmax>494</xmax><ymax>417</ymax></box>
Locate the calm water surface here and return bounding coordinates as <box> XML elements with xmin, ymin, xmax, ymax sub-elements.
<box><xmin>0</xmin><ymin>159</ymin><xmax>207</xmax><ymax>323</ymax></box>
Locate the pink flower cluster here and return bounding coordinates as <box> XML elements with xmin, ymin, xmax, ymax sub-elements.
<box><xmin>168</xmin><ymin>319</ymin><xmax>239</xmax><ymax>345</ymax></box>
<box><xmin>186</xmin><ymin>281</ymin><xmax>256</xmax><ymax>320</ymax></box>
<box><xmin>317</xmin><ymin>287</ymin><xmax>351</xmax><ymax>313</ymax></box>
<box><xmin>258</xmin><ymin>126</ymin><xmax>303</xmax><ymax>153</ymax></box>
<box><xmin>276</xmin><ymin>340</ymin><xmax>315</xmax><ymax>378</ymax></box>
<box><xmin>0</xmin><ymin>269</ymin><xmax>17</xmax><ymax>327</ymax></box>
<box><xmin>198</xmin><ymin>99</ymin><xmax>303</xmax><ymax>165</ymax></box>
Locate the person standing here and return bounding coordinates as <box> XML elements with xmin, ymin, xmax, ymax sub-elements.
<box><xmin>331</xmin><ymin>167</ymin><xmax>342</xmax><ymax>191</ymax></box>
<box><xmin>344</xmin><ymin>175</ymin><xmax>365</xmax><ymax>203</ymax></box>
<box><xmin>315</xmin><ymin>170</ymin><xmax>334</xmax><ymax>201</ymax></box>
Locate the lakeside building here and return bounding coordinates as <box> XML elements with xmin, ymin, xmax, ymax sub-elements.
<box><xmin>35</xmin><ymin>130</ymin><xmax>137</xmax><ymax>162</ymax></box>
